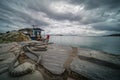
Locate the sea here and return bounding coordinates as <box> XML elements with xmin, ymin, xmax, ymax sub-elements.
<box><xmin>49</xmin><ymin>36</ymin><xmax>120</xmax><ymax>55</ymax></box>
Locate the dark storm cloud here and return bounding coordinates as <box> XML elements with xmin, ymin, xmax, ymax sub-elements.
<box><xmin>0</xmin><ymin>0</ymin><xmax>120</xmax><ymax>35</ymax></box>
<box><xmin>68</xmin><ymin>0</ymin><xmax>120</xmax><ymax>10</ymax></box>
<box><xmin>13</xmin><ymin>10</ymin><xmax>49</xmax><ymax>26</ymax></box>
<box><xmin>92</xmin><ymin>22</ymin><xmax>120</xmax><ymax>32</ymax></box>
<box><xmin>65</xmin><ymin>0</ymin><xmax>120</xmax><ymax>32</ymax></box>
<box><xmin>0</xmin><ymin>0</ymin><xmax>49</xmax><ymax>31</ymax></box>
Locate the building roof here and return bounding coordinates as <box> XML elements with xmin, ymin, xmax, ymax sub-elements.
<box><xmin>19</xmin><ymin>28</ymin><xmax>44</xmax><ymax>32</ymax></box>
<box><xmin>19</xmin><ymin>28</ymin><xmax>32</xmax><ymax>31</ymax></box>
<box><xmin>33</xmin><ymin>28</ymin><xmax>44</xmax><ymax>31</ymax></box>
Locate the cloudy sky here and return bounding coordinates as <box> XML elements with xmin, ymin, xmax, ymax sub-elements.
<box><xmin>0</xmin><ymin>0</ymin><xmax>120</xmax><ymax>36</ymax></box>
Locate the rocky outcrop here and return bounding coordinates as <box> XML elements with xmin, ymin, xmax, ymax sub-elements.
<box><xmin>0</xmin><ymin>32</ymin><xmax>30</xmax><ymax>43</ymax></box>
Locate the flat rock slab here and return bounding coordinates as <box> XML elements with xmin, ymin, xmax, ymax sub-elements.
<box><xmin>70</xmin><ymin>48</ymin><xmax>120</xmax><ymax>80</ymax></box>
<box><xmin>40</xmin><ymin>44</ymin><xmax>72</xmax><ymax>75</ymax></box>
<box><xmin>77</xmin><ymin>48</ymin><xmax>120</xmax><ymax>65</ymax></box>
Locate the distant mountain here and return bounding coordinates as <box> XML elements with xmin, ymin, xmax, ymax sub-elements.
<box><xmin>104</xmin><ymin>33</ymin><xmax>120</xmax><ymax>37</ymax></box>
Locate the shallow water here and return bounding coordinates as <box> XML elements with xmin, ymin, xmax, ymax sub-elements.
<box><xmin>50</xmin><ymin>36</ymin><xmax>120</xmax><ymax>55</ymax></box>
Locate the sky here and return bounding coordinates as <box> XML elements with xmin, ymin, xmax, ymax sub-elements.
<box><xmin>0</xmin><ymin>0</ymin><xmax>120</xmax><ymax>36</ymax></box>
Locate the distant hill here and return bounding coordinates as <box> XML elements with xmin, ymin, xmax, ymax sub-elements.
<box><xmin>104</xmin><ymin>33</ymin><xmax>120</xmax><ymax>37</ymax></box>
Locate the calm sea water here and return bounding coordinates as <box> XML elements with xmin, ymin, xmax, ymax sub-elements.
<box><xmin>49</xmin><ymin>36</ymin><xmax>120</xmax><ymax>55</ymax></box>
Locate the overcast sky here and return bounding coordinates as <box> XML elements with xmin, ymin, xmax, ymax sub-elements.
<box><xmin>0</xmin><ymin>0</ymin><xmax>120</xmax><ymax>36</ymax></box>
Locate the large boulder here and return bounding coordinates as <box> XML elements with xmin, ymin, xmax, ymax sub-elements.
<box><xmin>0</xmin><ymin>70</ymin><xmax>44</xmax><ymax>80</ymax></box>
<box><xmin>10</xmin><ymin>62</ymin><xmax>35</xmax><ymax>77</ymax></box>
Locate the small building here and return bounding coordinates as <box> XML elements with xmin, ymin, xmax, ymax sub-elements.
<box><xmin>19</xmin><ymin>27</ymin><xmax>44</xmax><ymax>40</ymax></box>
<box><xmin>32</xmin><ymin>27</ymin><xmax>44</xmax><ymax>40</ymax></box>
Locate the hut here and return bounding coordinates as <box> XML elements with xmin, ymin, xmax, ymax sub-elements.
<box><xmin>19</xmin><ymin>27</ymin><xmax>44</xmax><ymax>40</ymax></box>
<box><xmin>32</xmin><ymin>27</ymin><xmax>44</xmax><ymax>40</ymax></box>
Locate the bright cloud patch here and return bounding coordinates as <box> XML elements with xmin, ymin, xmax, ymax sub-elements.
<box><xmin>50</xmin><ymin>1</ymin><xmax>84</xmax><ymax>14</ymax></box>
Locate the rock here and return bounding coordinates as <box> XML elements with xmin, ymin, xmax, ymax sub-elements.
<box><xmin>10</xmin><ymin>62</ymin><xmax>35</xmax><ymax>77</ymax></box>
<box><xmin>41</xmin><ymin>44</ymin><xmax>72</xmax><ymax>75</ymax></box>
<box><xmin>0</xmin><ymin>42</ymin><xmax>44</xmax><ymax>80</ymax></box>
<box><xmin>30</xmin><ymin>46</ymin><xmax>47</xmax><ymax>51</ymax></box>
<box><xmin>0</xmin><ymin>42</ymin><xmax>120</xmax><ymax>80</ymax></box>
<box><xmin>0</xmin><ymin>42</ymin><xmax>20</xmax><ymax>54</ymax></box>
<box><xmin>77</xmin><ymin>48</ymin><xmax>120</xmax><ymax>65</ymax></box>
<box><xmin>0</xmin><ymin>70</ymin><xmax>44</xmax><ymax>80</ymax></box>
<box><xmin>0</xmin><ymin>42</ymin><xmax>20</xmax><ymax>74</ymax></box>
<box><xmin>70</xmin><ymin>48</ymin><xmax>120</xmax><ymax>80</ymax></box>
<box><xmin>0</xmin><ymin>42</ymin><xmax>20</xmax><ymax>64</ymax></box>
<box><xmin>25</xmin><ymin>52</ymin><xmax>38</xmax><ymax>61</ymax></box>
